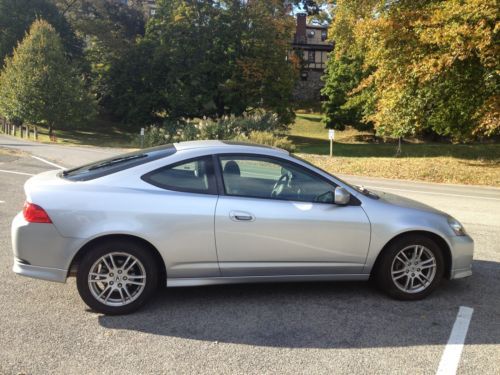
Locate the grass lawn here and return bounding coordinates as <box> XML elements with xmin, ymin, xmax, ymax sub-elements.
<box><xmin>289</xmin><ymin>113</ymin><xmax>500</xmax><ymax>186</ymax></box>
<box><xmin>2</xmin><ymin>113</ymin><xmax>499</xmax><ymax>186</ymax></box>
<box><xmin>23</xmin><ymin>118</ymin><xmax>136</xmax><ymax>148</ymax></box>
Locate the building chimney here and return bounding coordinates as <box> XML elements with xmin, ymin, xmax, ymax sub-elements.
<box><xmin>296</xmin><ymin>13</ymin><xmax>307</xmax><ymax>44</ymax></box>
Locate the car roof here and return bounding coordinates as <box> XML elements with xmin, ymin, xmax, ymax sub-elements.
<box><xmin>173</xmin><ymin>140</ymin><xmax>289</xmax><ymax>154</ymax></box>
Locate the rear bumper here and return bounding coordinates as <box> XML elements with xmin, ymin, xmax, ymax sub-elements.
<box><xmin>13</xmin><ymin>258</ymin><xmax>67</xmax><ymax>283</ymax></box>
<box><xmin>11</xmin><ymin>212</ymin><xmax>82</xmax><ymax>283</ymax></box>
<box><xmin>449</xmin><ymin>234</ymin><xmax>474</xmax><ymax>280</ymax></box>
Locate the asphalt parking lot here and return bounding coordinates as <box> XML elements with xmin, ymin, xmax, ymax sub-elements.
<box><xmin>0</xmin><ymin>149</ymin><xmax>499</xmax><ymax>374</ymax></box>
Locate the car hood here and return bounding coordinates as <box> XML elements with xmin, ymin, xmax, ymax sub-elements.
<box><xmin>373</xmin><ymin>190</ymin><xmax>447</xmax><ymax>216</ymax></box>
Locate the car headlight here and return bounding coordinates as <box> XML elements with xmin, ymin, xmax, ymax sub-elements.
<box><xmin>448</xmin><ymin>217</ymin><xmax>466</xmax><ymax>236</ymax></box>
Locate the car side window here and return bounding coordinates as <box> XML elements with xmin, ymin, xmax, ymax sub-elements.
<box><xmin>142</xmin><ymin>156</ymin><xmax>217</xmax><ymax>194</ymax></box>
<box><xmin>219</xmin><ymin>155</ymin><xmax>336</xmax><ymax>203</ymax></box>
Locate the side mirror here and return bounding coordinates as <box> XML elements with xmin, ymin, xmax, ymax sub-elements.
<box><xmin>334</xmin><ymin>187</ymin><xmax>351</xmax><ymax>205</ymax></box>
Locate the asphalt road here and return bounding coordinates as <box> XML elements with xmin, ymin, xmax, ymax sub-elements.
<box><xmin>0</xmin><ymin>136</ymin><xmax>499</xmax><ymax>374</ymax></box>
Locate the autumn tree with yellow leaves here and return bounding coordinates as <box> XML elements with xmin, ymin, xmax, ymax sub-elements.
<box><xmin>322</xmin><ymin>0</ymin><xmax>499</xmax><ymax>141</ymax></box>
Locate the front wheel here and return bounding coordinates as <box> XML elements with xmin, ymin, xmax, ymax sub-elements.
<box><xmin>375</xmin><ymin>235</ymin><xmax>444</xmax><ymax>300</ymax></box>
<box><xmin>76</xmin><ymin>240</ymin><xmax>158</xmax><ymax>315</ymax></box>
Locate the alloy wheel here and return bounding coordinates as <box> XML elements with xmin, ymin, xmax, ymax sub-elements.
<box><xmin>88</xmin><ymin>252</ymin><xmax>146</xmax><ymax>307</ymax></box>
<box><xmin>390</xmin><ymin>245</ymin><xmax>437</xmax><ymax>294</ymax></box>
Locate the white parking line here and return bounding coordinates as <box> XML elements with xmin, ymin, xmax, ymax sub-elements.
<box><xmin>0</xmin><ymin>169</ymin><xmax>34</xmax><ymax>176</ymax></box>
<box><xmin>30</xmin><ymin>155</ymin><xmax>64</xmax><ymax>169</ymax></box>
<box><xmin>436</xmin><ymin>306</ymin><xmax>474</xmax><ymax>375</ymax></box>
<box><xmin>366</xmin><ymin>185</ymin><xmax>500</xmax><ymax>202</ymax></box>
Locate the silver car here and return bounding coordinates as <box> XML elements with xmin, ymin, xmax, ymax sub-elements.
<box><xmin>12</xmin><ymin>141</ymin><xmax>473</xmax><ymax>314</ymax></box>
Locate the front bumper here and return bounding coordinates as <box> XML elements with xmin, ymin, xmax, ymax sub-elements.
<box><xmin>449</xmin><ymin>234</ymin><xmax>474</xmax><ymax>280</ymax></box>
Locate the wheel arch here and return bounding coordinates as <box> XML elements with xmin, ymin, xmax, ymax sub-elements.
<box><xmin>371</xmin><ymin>230</ymin><xmax>452</xmax><ymax>279</ymax></box>
<box><xmin>68</xmin><ymin>234</ymin><xmax>166</xmax><ymax>285</ymax></box>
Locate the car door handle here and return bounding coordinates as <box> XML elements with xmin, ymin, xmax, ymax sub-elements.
<box><xmin>229</xmin><ymin>211</ymin><xmax>255</xmax><ymax>222</ymax></box>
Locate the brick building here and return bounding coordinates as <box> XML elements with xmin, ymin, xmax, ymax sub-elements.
<box><xmin>291</xmin><ymin>13</ymin><xmax>333</xmax><ymax>102</ymax></box>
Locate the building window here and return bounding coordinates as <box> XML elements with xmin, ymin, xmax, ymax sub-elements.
<box><xmin>308</xmin><ymin>51</ymin><xmax>315</xmax><ymax>62</ymax></box>
<box><xmin>321</xmin><ymin>30</ymin><xmax>327</xmax><ymax>41</ymax></box>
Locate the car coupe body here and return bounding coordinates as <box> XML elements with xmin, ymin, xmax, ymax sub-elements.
<box><xmin>12</xmin><ymin>141</ymin><xmax>473</xmax><ymax>314</ymax></box>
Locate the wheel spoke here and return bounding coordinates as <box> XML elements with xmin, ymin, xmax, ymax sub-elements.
<box><xmin>123</xmin><ymin>287</ymin><xmax>132</xmax><ymax>300</ymax></box>
<box><xmin>416</xmin><ymin>246</ymin><xmax>424</xmax><ymax>261</ymax></box>
<box><xmin>118</xmin><ymin>288</ymin><xmax>125</xmax><ymax>303</ymax></box>
<box><xmin>98</xmin><ymin>285</ymin><xmax>111</xmax><ymax>299</ymax></box>
<box><xmin>395</xmin><ymin>255</ymin><xmax>407</xmax><ymax>265</ymax></box>
<box><xmin>419</xmin><ymin>258</ymin><xmax>435</xmax><ymax>267</ymax></box>
<box><xmin>122</xmin><ymin>255</ymin><xmax>132</xmax><ymax>270</ymax></box>
<box><xmin>393</xmin><ymin>273</ymin><xmax>406</xmax><ymax>281</ymax></box>
<box><xmin>420</xmin><ymin>264</ymin><xmax>435</xmax><ymax>270</ymax></box>
<box><xmin>392</xmin><ymin>269</ymin><xmax>405</xmax><ymax>275</ymax></box>
<box><xmin>125</xmin><ymin>260</ymin><xmax>137</xmax><ymax>272</ymax></box>
<box><xmin>102</xmin><ymin>257</ymin><xmax>113</xmax><ymax>272</ymax></box>
<box><xmin>127</xmin><ymin>274</ymin><xmax>146</xmax><ymax>279</ymax></box>
<box><xmin>89</xmin><ymin>272</ymin><xmax>107</xmax><ymax>278</ymax></box>
<box><xmin>108</xmin><ymin>254</ymin><xmax>117</xmax><ymax>270</ymax></box>
<box><xmin>412</xmin><ymin>246</ymin><xmax>419</xmax><ymax>260</ymax></box>
<box><xmin>419</xmin><ymin>273</ymin><xmax>431</xmax><ymax>283</ymax></box>
<box><xmin>126</xmin><ymin>280</ymin><xmax>145</xmax><ymax>286</ymax></box>
<box><xmin>404</xmin><ymin>277</ymin><xmax>411</xmax><ymax>290</ymax></box>
<box><xmin>399</xmin><ymin>251</ymin><xmax>410</xmax><ymax>262</ymax></box>
<box><xmin>104</xmin><ymin>288</ymin><xmax>113</xmax><ymax>302</ymax></box>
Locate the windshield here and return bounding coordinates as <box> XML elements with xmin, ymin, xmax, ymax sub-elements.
<box><xmin>62</xmin><ymin>144</ymin><xmax>176</xmax><ymax>181</ymax></box>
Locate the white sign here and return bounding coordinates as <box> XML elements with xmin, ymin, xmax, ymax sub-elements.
<box><xmin>140</xmin><ymin>128</ymin><xmax>145</xmax><ymax>136</ymax></box>
<box><xmin>328</xmin><ymin>129</ymin><xmax>335</xmax><ymax>140</ymax></box>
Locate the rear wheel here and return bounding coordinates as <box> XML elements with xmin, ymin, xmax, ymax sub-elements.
<box><xmin>76</xmin><ymin>240</ymin><xmax>158</xmax><ymax>315</ymax></box>
<box><xmin>375</xmin><ymin>235</ymin><xmax>444</xmax><ymax>300</ymax></box>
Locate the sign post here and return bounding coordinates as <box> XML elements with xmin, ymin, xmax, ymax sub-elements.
<box><xmin>140</xmin><ymin>128</ymin><xmax>145</xmax><ymax>149</ymax></box>
<box><xmin>328</xmin><ymin>129</ymin><xmax>335</xmax><ymax>157</ymax></box>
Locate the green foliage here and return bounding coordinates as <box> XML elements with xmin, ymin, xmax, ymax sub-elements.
<box><xmin>123</xmin><ymin>0</ymin><xmax>298</xmax><ymax>127</ymax></box>
<box><xmin>233</xmin><ymin>131</ymin><xmax>296</xmax><ymax>152</ymax></box>
<box><xmin>0</xmin><ymin>0</ymin><xmax>81</xmax><ymax>64</ymax></box>
<box><xmin>140</xmin><ymin>110</ymin><xmax>290</xmax><ymax>148</ymax></box>
<box><xmin>0</xmin><ymin>19</ymin><xmax>96</xmax><ymax>133</ymax></box>
<box><xmin>321</xmin><ymin>55</ymin><xmax>373</xmax><ymax>131</ymax></box>
<box><xmin>59</xmin><ymin>0</ymin><xmax>146</xmax><ymax>114</ymax></box>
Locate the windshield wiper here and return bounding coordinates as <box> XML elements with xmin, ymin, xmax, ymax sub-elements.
<box><xmin>88</xmin><ymin>154</ymin><xmax>147</xmax><ymax>171</ymax></box>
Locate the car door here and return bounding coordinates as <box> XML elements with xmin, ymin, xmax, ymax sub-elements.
<box><xmin>214</xmin><ymin>154</ymin><xmax>371</xmax><ymax>277</ymax></box>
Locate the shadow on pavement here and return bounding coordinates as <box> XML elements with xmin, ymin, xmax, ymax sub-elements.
<box><xmin>99</xmin><ymin>260</ymin><xmax>500</xmax><ymax>348</ymax></box>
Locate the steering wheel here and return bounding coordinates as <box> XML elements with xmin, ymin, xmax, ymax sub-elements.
<box><xmin>271</xmin><ymin>173</ymin><xmax>290</xmax><ymax>198</ymax></box>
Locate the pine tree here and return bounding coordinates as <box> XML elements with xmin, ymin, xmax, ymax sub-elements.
<box><xmin>0</xmin><ymin>19</ymin><xmax>96</xmax><ymax>137</ymax></box>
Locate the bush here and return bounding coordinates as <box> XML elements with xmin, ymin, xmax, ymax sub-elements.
<box><xmin>139</xmin><ymin>110</ymin><xmax>292</xmax><ymax>149</ymax></box>
<box><xmin>233</xmin><ymin>131</ymin><xmax>295</xmax><ymax>152</ymax></box>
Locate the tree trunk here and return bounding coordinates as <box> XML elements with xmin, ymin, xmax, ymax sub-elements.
<box><xmin>48</xmin><ymin>124</ymin><xmax>53</xmax><ymax>141</ymax></box>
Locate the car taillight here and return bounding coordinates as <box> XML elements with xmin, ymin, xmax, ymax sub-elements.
<box><xmin>23</xmin><ymin>201</ymin><xmax>52</xmax><ymax>223</ymax></box>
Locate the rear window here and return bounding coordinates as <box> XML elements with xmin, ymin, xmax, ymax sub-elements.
<box><xmin>61</xmin><ymin>144</ymin><xmax>176</xmax><ymax>181</ymax></box>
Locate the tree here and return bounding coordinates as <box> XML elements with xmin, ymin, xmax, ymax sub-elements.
<box><xmin>322</xmin><ymin>0</ymin><xmax>499</xmax><ymax>140</ymax></box>
<box><xmin>50</xmin><ymin>0</ymin><xmax>146</xmax><ymax>114</ymax></box>
<box><xmin>0</xmin><ymin>19</ymin><xmax>96</xmax><ymax>137</ymax></box>
<box><xmin>0</xmin><ymin>0</ymin><xmax>81</xmax><ymax>64</ymax></box>
<box><xmin>111</xmin><ymin>0</ymin><xmax>298</xmax><ymax>128</ymax></box>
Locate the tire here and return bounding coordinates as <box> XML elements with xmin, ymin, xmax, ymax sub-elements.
<box><xmin>76</xmin><ymin>239</ymin><xmax>159</xmax><ymax>315</ymax></box>
<box><xmin>375</xmin><ymin>234</ymin><xmax>445</xmax><ymax>300</ymax></box>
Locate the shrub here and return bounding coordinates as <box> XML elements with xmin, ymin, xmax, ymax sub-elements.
<box><xmin>233</xmin><ymin>131</ymin><xmax>295</xmax><ymax>152</ymax></box>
